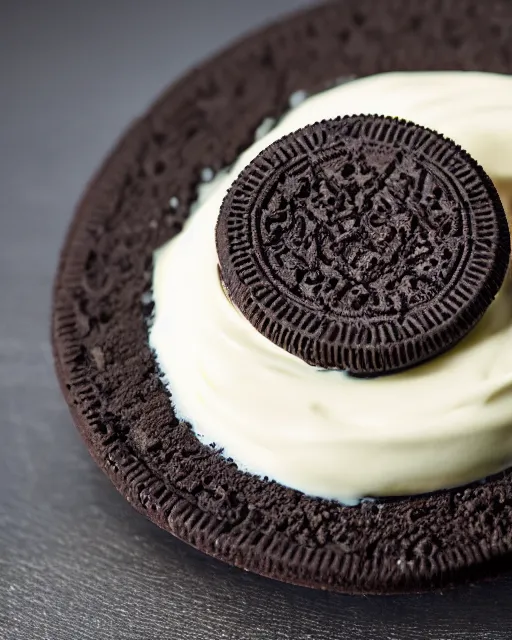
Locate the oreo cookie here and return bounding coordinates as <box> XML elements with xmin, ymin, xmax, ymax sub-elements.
<box><xmin>52</xmin><ymin>0</ymin><xmax>512</xmax><ymax>594</ymax></box>
<box><xmin>216</xmin><ymin>115</ymin><xmax>509</xmax><ymax>375</ymax></box>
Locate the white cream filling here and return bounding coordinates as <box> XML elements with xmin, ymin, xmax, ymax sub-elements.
<box><xmin>150</xmin><ymin>71</ymin><xmax>512</xmax><ymax>502</ymax></box>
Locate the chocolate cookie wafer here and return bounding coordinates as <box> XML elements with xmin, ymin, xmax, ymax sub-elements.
<box><xmin>52</xmin><ymin>0</ymin><xmax>512</xmax><ymax>594</ymax></box>
<box><xmin>217</xmin><ymin>115</ymin><xmax>509</xmax><ymax>375</ymax></box>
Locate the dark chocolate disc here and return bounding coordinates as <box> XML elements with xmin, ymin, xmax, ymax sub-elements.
<box><xmin>52</xmin><ymin>0</ymin><xmax>512</xmax><ymax>596</ymax></box>
<box><xmin>216</xmin><ymin>116</ymin><xmax>510</xmax><ymax>374</ymax></box>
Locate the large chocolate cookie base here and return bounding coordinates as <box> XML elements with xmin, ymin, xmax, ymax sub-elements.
<box><xmin>52</xmin><ymin>0</ymin><xmax>512</xmax><ymax>594</ymax></box>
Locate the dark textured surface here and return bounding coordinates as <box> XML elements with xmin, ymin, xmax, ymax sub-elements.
<box><xmin>3</xmin><ymin>0</ymin><xmax>512</xmax><ymax>637</ymax></box>
<box><xmin>51</xmin><ymin>0</ymin><xmax>512</xmax><ymax>597</ymax></box>
<box><xmin>217</xmin><ymin>115</ymin><xmax>509</xmax><ymax>373</ymax></box>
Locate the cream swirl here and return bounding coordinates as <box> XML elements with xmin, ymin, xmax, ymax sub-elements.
<box><xmin>150</xmin><ymin>72</ymin><xmax>512</xmax><ymax>502</ymax></box>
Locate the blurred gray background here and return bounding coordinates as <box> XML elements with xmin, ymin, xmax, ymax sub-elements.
<box><xmin>1</xmin><ymin>1</ymin><xmax>512</xmax><ymax>639</ymax></box>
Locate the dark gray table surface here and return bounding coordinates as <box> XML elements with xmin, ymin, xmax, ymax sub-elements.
<box><xmin>2</xmin><ymin>1</ymin><xmax>512</xmax><ymax>638</ymax></box>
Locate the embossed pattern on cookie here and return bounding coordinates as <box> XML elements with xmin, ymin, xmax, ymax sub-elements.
<box><xmin>217</xmin><ymin>116</ymin><xmax>510</xmax><ymax>374</ymax></box>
